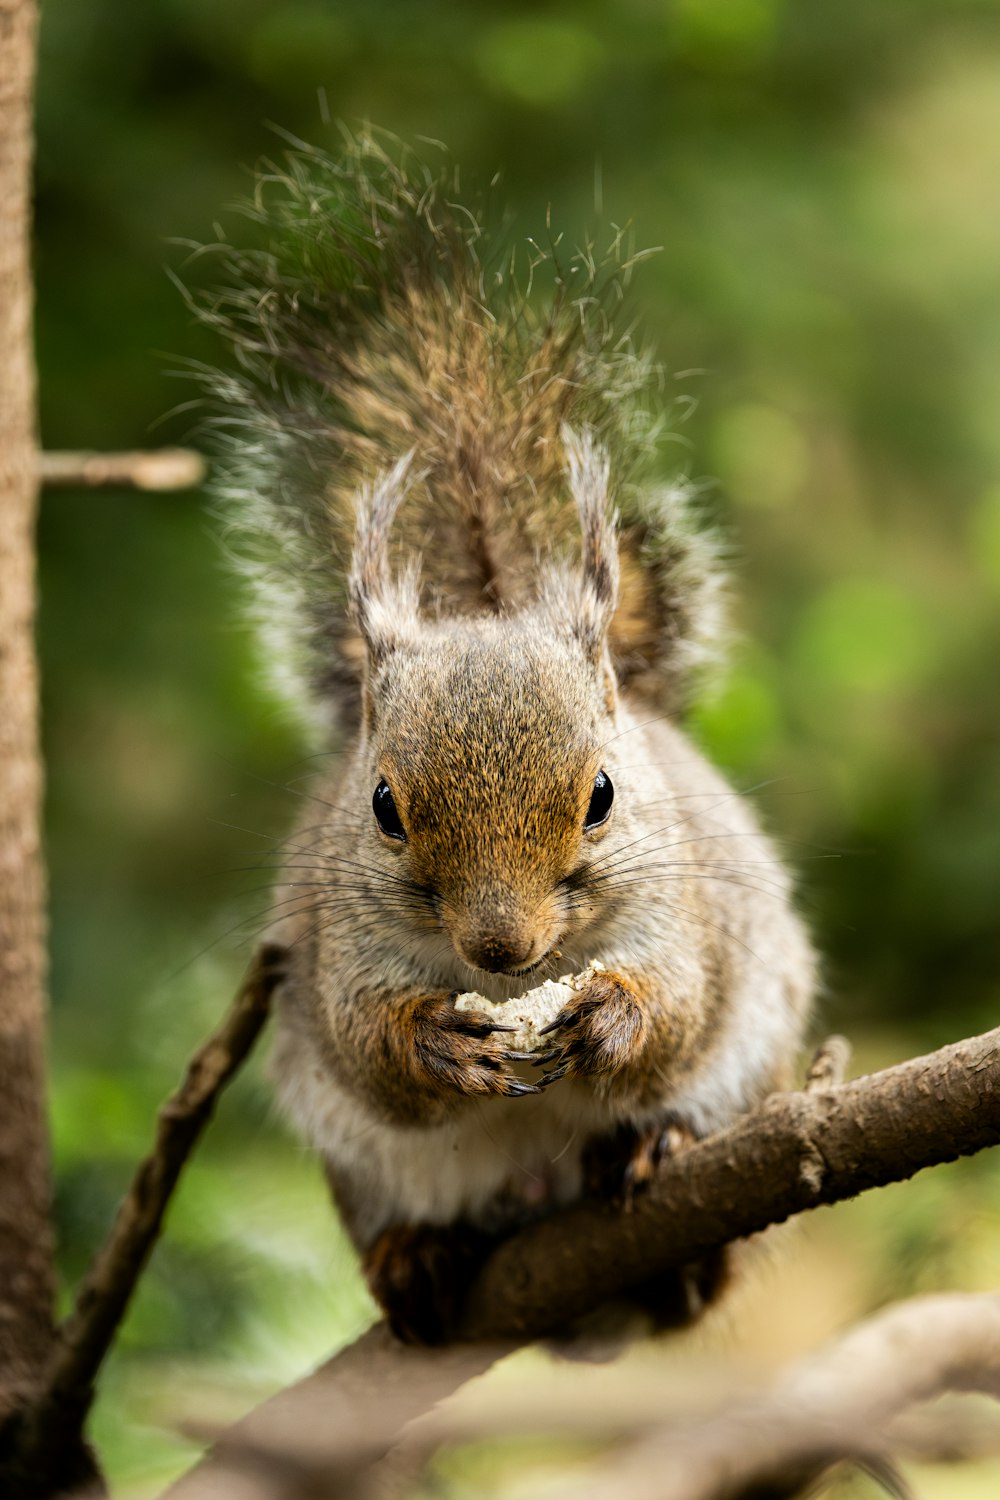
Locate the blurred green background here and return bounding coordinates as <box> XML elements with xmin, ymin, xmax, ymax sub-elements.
<box><xmin>32</xmin><ymin>0</ymin><xmax>1000</xmax><ymax>1491</ymax></box>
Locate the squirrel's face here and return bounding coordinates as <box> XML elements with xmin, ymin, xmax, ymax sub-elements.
<box><xmin>362</xmin><ymin>620</ymin><xmax>617</xmax><ymax>976</ymax></box>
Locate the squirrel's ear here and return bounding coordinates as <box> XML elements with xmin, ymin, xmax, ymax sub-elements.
<box><xmin>561</xmin><ymin>426</ymin><xmax>620</xmax><ymax>665</ymax></box>
<box><xmin>348</xmin><ymin>452</ymin><xmax>421</xmax><ymax>672</ymax></box>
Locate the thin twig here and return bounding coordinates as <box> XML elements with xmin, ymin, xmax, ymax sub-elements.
<box><xmin>39</xmin><ymin>449</ymin><xmax>206</xmax><ymax>491</ymax></box>
<box><xmin>804</xmin><ymin>1033</ymin><xmax>851</xmax><ymax>1091</ymax></box>
<box><xmin>18</xmin><ymin>943</ymin><xmax>286</xmax><ymax>1457</ymax></box>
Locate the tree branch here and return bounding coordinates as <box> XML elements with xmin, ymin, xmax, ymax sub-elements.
<box><xmin>167</xmin><ymin>1021</ymin><xmax>1000</xmax><ymax>1497</ymax></box>
<box><xmin>5</xmin><ymin>943</ymin><xmax>286</xmax><ymax>1482</ymax></box>
<box><xmin>179</xmin><ymin>1291</ymin><xmax>1000</xmax><ymax>1500</ymax></box>
<box><xmin>38</xmin><ymin>449</ymin><xmax>206</xmax><ymax>491</ymax></box>
<box><xmin>461</xmin><ymin>1022</ymin><xmax>1000</xmax><ymax>1340</ymax></box>
<box><xmin>531</xmin><ymin>1290</ymin><xmax>1000</xmax><ymax>1500</ymax></box>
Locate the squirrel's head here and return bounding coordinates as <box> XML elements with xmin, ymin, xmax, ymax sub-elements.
<box><xmin>348</xmin><ymin>433</ymin><xmax>623</xmax><ymax>976</ymax></box>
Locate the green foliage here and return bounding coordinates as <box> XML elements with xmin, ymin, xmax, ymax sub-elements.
<box><xmin>33</xmin><ymin>0</ymin><xmax>1000</xmax><ymax>1488</ymax></box>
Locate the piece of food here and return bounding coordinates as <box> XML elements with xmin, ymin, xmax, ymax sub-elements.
<box><xmin>455</xmin><ymin>962</ymin><xmax>604</xmax><ymax>1053</ymax></box>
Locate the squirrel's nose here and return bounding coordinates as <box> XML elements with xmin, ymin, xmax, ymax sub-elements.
<box><xmin>457</xmin><ymin>929</ymin><xmax>536</xmax><ymax>975</ymax></box>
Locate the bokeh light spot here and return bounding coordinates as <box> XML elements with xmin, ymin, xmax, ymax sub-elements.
<box><xmin>711</xmin><ymin>402</ymin><xmax>808</xmax><ymax>509</ymax></box>
<box><xmin>689</xmin><ymin>658</ymin><xmax>782</xmax><ymax>773</ymax></box>
<box><xmin>794</xmin><ymin>578</ymin><xmax>935</xmax><ymax>698</ymax></box>
<box><xmin>968</xmin><ymin>486</ymin><xmax>1000</xmax><ymax>591</ymax></box>
<box><xmin>670</xmin><ymin>0</ymin><xmax>779</xmax><ymax>65</ymax></box>
<box><xmin>475</xmin><ymin>19</ymin><xmax>603</xmax><ymax>107</ymax></box>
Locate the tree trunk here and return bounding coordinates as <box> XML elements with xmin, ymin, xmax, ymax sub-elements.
<box><xmin>0</xmin><ymin>0</ymin><xmax>56</xmax><ymax>1414</ymax></box>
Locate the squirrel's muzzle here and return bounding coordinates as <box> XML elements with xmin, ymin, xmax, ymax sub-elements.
<box><xmin>458</xmin><ymin>929</ymin><xmax>538</xmax><ymax>975</ymax></box>
<box><xmin>444</xmin><ymin>890</ymin><xmax>556</xmax><ymax>976</ymax></box>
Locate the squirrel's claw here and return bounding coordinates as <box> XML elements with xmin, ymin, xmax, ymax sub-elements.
<box><xmin>529</xmin><ymin>1048</ymin><xmax>560</xmax><ymax>1067</ymax></box>
<box><xmin>501</xmin><ymin>1077</ymin><xmax>543</xmax><ymax>1098</ymax></box>
<box><xmin>400</xmin><ymin>994</ymin><xmax>543</xmax><ymax>1104</ymax></box>
<box><xmin>538</xmin><ymin>1008</ymin><xmax>576</xmax><ymax>1038</ymax></box>
<box><xmin>451</xmin><ymin>1014</ymin><xmax>516</xmax><ymax>1037</ymax></box>
<box><xmin>582</xmin><ymin>1117</ymin><xmax>701</xmax><ymax>1210</ymax></box>
<box><xmin>621</xmin><ymin>1123</ymin><xmax>684</xmax><ymax>1208</ymax></box>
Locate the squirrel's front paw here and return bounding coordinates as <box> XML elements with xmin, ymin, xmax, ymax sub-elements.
<box><xmin>537</xmin><ymin>969</ymin><xmax>647</xmax><ymax>1088</ymax></box>
<box><xmin>404</xmin><ymin>992</ymin><xmax>542</xmax><ymax>1102</ymax></box>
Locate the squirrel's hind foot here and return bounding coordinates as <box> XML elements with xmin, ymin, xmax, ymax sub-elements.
<box><xmin>581</xmin><ymin>1115</ymin><xmax>698</xmax><ymax>1209</ymax></box>
<box><xmin>363</xmin><ymin>1219</ymin><xmax>494</xmax><ymax>1345</ymax></box>
<box><xmin>631</xmin><ymin>1245</ymin><xmax>731</xmax><ymax>1331</ymax></box>
<box><xmin>580</xmin><ymin>1116</ymin><xmax>729</xmax><ymax>1331</ymax></box>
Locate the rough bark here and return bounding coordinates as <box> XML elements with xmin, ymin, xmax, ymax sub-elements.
<box><xmin>167</xmin><ymin>1021</ymin><xmax>1000</xmax><ymax>1497</ymax></box>
<box><xmin>461</xmin><ymin>1022</ymin><xmax>1000</xmax><ymax>1340</ymax></box>
<box><xmin>0</xmin><ymin>0</ymin><xmax>55</xmax><ymax>1414</ymax></box>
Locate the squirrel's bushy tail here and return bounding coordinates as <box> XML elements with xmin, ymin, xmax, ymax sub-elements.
<box><xmin>193</xmin><ymin>131</ymin><xmax>724</xmax><ymax>730</ymax></box>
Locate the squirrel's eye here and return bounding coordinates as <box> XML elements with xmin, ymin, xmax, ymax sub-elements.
<box><xmin>373</xmin><ymin>779</ymin><xmax>406</xmax><ymax>841</ymax></box>
<box><xmin>584</xmin><ymin>769</ymin><xmax>614</xmax><ymax>830</ymax></box>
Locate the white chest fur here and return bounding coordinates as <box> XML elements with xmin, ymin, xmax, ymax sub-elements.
<box><xmin>271</xmin><ymin>1028</ymin><xmax>618</xmax><ymax>1244</ymax></box>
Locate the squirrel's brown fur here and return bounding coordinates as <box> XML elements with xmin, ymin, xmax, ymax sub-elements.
<box><xmin>203</xmin><ymin>134</ymin><xmax>815</xmax><ymax>1345</ymax></box>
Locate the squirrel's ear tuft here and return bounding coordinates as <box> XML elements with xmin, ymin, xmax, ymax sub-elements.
<box><xmin>349</xmin><ymin>453</ymin><xmax>421</xmax><ymax>670</ymax></box>
<box><xmin>561</xmin><ymin>426</ymin><xmax>620</xmax><ymax>664</ymax></box>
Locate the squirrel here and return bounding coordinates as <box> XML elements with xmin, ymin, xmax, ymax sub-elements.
<box><xmin>199</xmin><ymin>133</ymin><xmax>816</xmax><ymax>1345</ymax></box>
